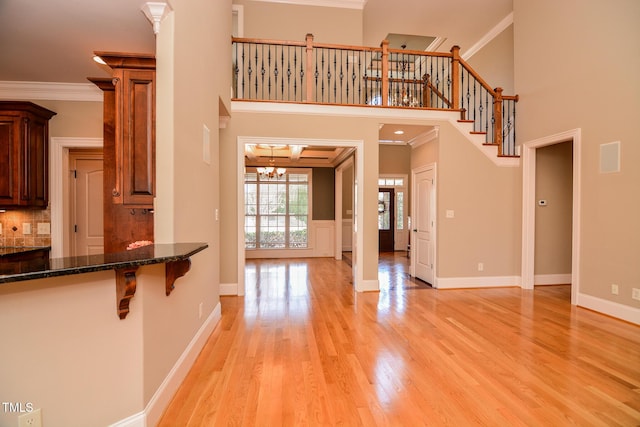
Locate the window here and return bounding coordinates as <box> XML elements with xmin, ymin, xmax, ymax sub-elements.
<box><xmin>244</xmin><ymin>169</ymin><xmax>310</xmax><ymax>249</ymax></box>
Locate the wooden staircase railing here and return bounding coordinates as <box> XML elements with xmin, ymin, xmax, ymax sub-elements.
<box><xmin>232</xmin><ymin>34</ymin><xmax>519</xmax><ymax>157</ymax></box>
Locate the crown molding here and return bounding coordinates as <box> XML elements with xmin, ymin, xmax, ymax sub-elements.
<box><xmin>249</xmin><ymin>0</ymin><xmax>367</xmax><ymax>10</ymax></box>
<box><xmin>462</xmin><ymin>12</ymin><xmax>513</xmax><ymax>61</ymax></box>
<box><xmin>141</xmin><ymin>2</ymin><xmax>173</xmax><ymax>35</ymax></box>
<box><xmin>0</xmin><ymin>81</ymin><xmax>103</xmax><ymax>102</ymax></box>
<box><xmin>409</xmin><ymin>128</ymin><xmax>439</xmax><ymax>148</ymax></box>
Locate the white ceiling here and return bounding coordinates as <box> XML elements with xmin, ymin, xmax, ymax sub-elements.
<box><xmin>0</xmin><ymin>0</ymin><xmax>511</xmax><ymax>161</ymax></box>
<box><xmin>0</xmin><ymin>0</ymin><xmax>512</xmax><ymax>84</ymax></box>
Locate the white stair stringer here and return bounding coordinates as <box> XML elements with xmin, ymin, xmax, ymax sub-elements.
<box><xmin>450</xmin><ymin>119</ymin><xmax>520</xmax><ymax>167</ymax></box>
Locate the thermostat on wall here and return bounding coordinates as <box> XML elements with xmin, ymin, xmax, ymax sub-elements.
<box><xmin>538</xmin><ymin>199</ymin><xmax>548</xmax><ymax>206</ymax></box>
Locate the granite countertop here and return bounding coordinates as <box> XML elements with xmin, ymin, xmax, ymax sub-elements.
<box><xmin>0</xmin><ymin>246</ymin><xmax>51</xmax><ymax>257</ymax></box>
<box><xmin>0</xmin><ymin>243</ymin><xmax>208</xmax><ymax>284</ymax></box>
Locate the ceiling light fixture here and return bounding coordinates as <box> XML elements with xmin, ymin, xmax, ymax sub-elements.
<box><xmin>257</xmin><ymin>145</ymin><xmax>286</xmax><ymax>179</ymax></box>
<box><xmin>394</xmin><ymin>130</ymin><xmax>405</xmax><ymax>135</ymax></box>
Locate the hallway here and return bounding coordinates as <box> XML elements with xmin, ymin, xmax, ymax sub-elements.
<box><xmin>159</xmin><ymin>255</ymin><xmax>640</xmax><ymax>425</ymax></box>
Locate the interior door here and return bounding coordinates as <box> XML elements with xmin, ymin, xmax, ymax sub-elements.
<box><xmin>414</xmin><ymin>168</ymin><xmax>434</xmax><ymax>284</ymax></box>
<box><xmin>378</xmin><ymin>188</ymin><xmax>394</xmax><ymax>252</ymax></box>
<box><xmin>71</xmin><ymin>152</ymin><xmax>104</xmax><ymax>256</ymax></box>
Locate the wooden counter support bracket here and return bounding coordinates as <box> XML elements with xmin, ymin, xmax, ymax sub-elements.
<box><xmin>115</xmin><ymin>267</ymin><xmax>139</xmax><ymax>319</ymax></box>
<box><xmin>165</xmin><ymin>258</ymin><xmax>192</xmax><ymax>296</ymax></box>
<box><xmin>114</xmin><ymin>258</ymin><xmax>192</xmax><ymax>319</ymax></box>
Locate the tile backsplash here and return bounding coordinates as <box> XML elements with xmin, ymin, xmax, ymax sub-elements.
<box><xmin>0</xmin><ymin>208</ymin><xmax>52</xmax><ymax>247</ymax></box>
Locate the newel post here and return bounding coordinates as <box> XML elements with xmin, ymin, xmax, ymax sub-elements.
<box><xmin>493</xmin><ymin>87</ymin><xmax>504</xmax><ymax>155</ymax></box>
<box><xmin>450</xmin><ymin>46</ymin><xmax>461</xmax><ymax>111</ymax></box>
<box><xmin>381</xmin><ymin>39</ymin><xmax>389</xmax><ymax>106</ymax></box>
<box><xmin>305</xmin><ymin>33</ymin><xmax>314</xmax><ymax>102</ymax></box>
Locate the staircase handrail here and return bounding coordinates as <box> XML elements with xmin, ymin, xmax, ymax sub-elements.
<box><xmin>232</xmin><ymin>35</ymin><xmax>518</xmax><ymax>155</ymax></box>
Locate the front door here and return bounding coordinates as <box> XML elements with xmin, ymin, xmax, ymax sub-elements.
<box><xmin>413</xmin><ymin>167</ymin><xmax>434</xmax><ymax>284</ymax></box>
<box><xmin>378</xmin><ymin>188</ymin><xmax>394</xmax><ymax>252</ymax></box>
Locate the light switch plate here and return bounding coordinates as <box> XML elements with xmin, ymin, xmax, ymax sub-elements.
<box><xmin>23</xmin><ymin>223</ymin><xmax>32</xmax><ymax>235</ymax></box>
<box><xmin>446</xmin><ymin>210</ymin><xmax>455</xmax><ymax>219</ymax></box>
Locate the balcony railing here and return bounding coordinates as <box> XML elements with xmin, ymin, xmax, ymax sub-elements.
<box><xmin>233</xmin><ymin>34</ymin><xmax>518</xmax><ymax>157</ymax></box>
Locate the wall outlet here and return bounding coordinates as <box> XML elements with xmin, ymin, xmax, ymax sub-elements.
<box><xmin>632</xmin><ymin>288</ymin><xmax>640</xmax><ymax>301</ymax></box>
<box><xmin>23</xmin><ymin>223</ymin><xmax>32</xmax><ymax>235</ymax></box>
<box><xmin>198</xmin><ymin>302</ymin><xmax>203</xmax><ymax>319</ymax></box>
<box><xmin>37</xmin><ymin>222</ymin><xmax>51</xmax><ymax>235</ymax></box>
<box><xmin>611</xmin><ymin>284</ymin><xmax>619</xmax><ymax>295</ymax></box>
<box><xmin>18</xmin><ymin>408</ymin><xmax>42</xmax><ymax>427</ymax></box>
<box><xmin>446</xmin><ymin>210</ymin><xmax>455</xmax><ymax>219</ymax></box>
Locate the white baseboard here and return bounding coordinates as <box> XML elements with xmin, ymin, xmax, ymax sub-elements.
<box><xmin>436</xmin><ymin>275</ymin><xmax>521</xmax><ymax>289</ymax></box>
<box><xmin>534</xmin><ymin>274</ymin><xmax>571</xmax><ymax>285</ymax></box>
<box><xmin>576</xmin><ymin>292</ymin><xmax>640</xmax><ymax>326</ymax></box>
<box><xmin>109</xmin><ymin>411</ymin><xmax>145</xmax><ymax>427</ymax></box>
<box><xmin>356</xmin><ymin>279</ymin><xmax>379</xmax><ymax>292</ymax></box>
<box><xmin>220</xmin><ymin>282</ymin><xmax>238</xmax><ymax>296</ymax></box>
<box><xmin>110</xmin><ymin>302</ymin><xmax>222</xmax><ymax>427</ymax></box>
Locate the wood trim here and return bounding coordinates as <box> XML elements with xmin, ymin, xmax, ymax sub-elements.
<box><xmin>115</xmin><ymin>266</ymin><xmax>139</xmax><ymax>319</ymax></box>
<box><xmin>165</xmin><ymin>259</ymin><xmax>191</xmax><ymax>296</ymax></box>
<box><xmin>232</xmin><ymin>36</ymin><xmax>306</xmax><ymax>47</ymax></box>
<box><xmin>458</xmin><ymin>57</ymin><xmax>496</xmax><ymax>96</ymax></box>
<box><xmin>93</xmin><ymin>51</ymin><xmax>156</xmax><ymax>70</ymax></box>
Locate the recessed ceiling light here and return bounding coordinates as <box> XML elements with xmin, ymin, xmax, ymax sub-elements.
<box><xmin>394</xmin><ymin>130</ymin><xmax>404</xmax><ymax>135</ymax></box>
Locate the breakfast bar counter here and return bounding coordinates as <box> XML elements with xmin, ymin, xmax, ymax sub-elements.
<box><xmin>0</xmin><ymin>242</ymin><xmax>208</xmax><ymax>319</ymax></box>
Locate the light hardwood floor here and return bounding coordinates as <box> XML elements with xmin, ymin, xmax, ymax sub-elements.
<box><xmin>159</xmin><ymin>253</ymin><xmax>640</xmax><ymax>426</ymax></box>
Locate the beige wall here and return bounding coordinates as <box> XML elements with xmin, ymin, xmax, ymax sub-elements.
<box><xmin>514</xmin><ymin>0</ymin><xmax>640</xmax><ymax>307</ymax></box>
<box><xmin>220</xmin><ymin>111</ymin><xmax>379</xmax><ymax>285</ymax></box>
<box><xmin>0</xmin><ymin>268</ymin><xmax>145</xmax><ymax>427</ymax></box>
<box><xmin>379</xmin><ymin>144</ymin><xmax>411</xmax><ymax>175</ymax></box>
<box><xmin>234</xmin><ymin>0</ymin><xmax>363</xmax><ymax>45</ymax></box>
<box><xmin>312</xmin><ymin>167</ymin><xmax>335</xmax><ymax>220</ymax></box>
<box><xmin>535</xmin><ymin>141</ymin><xmax>572</xmax><ymax>276</ymax></box>
<box><xmin>466</xmin><ymin>24</ymin><xmax>514</xmax><ymax>94</ymax></box>
<box><xmin>35</xmin><ymin>99</ymin><xmax>103</xmax><ymax>138</ymax></box>
<box><xmin>342</xmin><ymin>161</ymin><xmax>354</xmax><ymax>219</ymax></box>
<box><xmin>151</xmin><ymin>0</ymin><xmax>229</xmax><ymax>406</ymax></box>
<box><xmin>437</xmin><ymin>124</ymin><xmax>521</xmax><ymax>278</ymax></box>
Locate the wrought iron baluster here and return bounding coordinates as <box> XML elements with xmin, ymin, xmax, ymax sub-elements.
<box><xmin>340</xmin><ymin>50</ymin><xmax>345</xmax><ymax>104</ymax></box>
<box><xmin>336</xmin><ymin>50</ymin><xmax>338</xmax><ymax>102</ymax></box>
<box><xmin>267</xmin><ymin>45</ymin><xmax>272</xmax><ymax>99</ymax></box>
<box><xmin>286</xmin><ymin>46</ymin><xmax>291</xmax><ymax>100</ymax></box>
<box><xmin>293</xmin><ymin>48</ymin><xmax>298</xmax><ymax>100</ymax></box>
<box><xmin>233</xmin><ymin>42</ymin><xmax>238</xmax><ymax>98</ymax></box>
<box><xmin>252</xmin><ymin>44</ymin><xmax>259</xmax><ymax>99</ymax></box>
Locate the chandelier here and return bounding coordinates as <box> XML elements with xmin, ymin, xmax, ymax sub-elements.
<box><xmin>257</xmin><ymin>145</ymin><xmax>286</xmax><ymax>179</ymax></box>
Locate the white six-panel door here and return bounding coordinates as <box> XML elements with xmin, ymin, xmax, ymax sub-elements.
<box><xmin>413</xmin><ymin>166</ymin><xmax>435</xmax><ymax>285</ymax></box>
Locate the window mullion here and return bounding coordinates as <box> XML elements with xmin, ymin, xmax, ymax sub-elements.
<box><xmin>284</xmin><ymin>175</ymin><xmax>290</xmax><ymax>248</ymax></box>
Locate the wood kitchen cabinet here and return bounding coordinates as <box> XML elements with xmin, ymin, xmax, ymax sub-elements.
<box><xmin>89</xmin><ymin>52</ymin><xmax>155</xmax><ymax>253</ymax></box>
<box><xmin>0</xmin><ymin>102</ymin><xmax>56</xmax><ymax>209</ymax></box>
<box><xmin>94</xmin><ymin>52</ymin><xmax>156</xmax><ymax>208</ymax></box>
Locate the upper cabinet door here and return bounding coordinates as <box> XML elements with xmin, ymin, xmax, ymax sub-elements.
<box><xmin>96</xmin><ymin>52</ymin><xmax>156</xmax><ymax>208</ymax></box>
<box><xmin>120</xmin><ymin>68</ymin><xmax>155</xmax><ymax>206</ymax></box>
<box><xmin>0</xmin><ymin>102</ymin><xmax>56</xmax><ymax>209</ymax></box>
